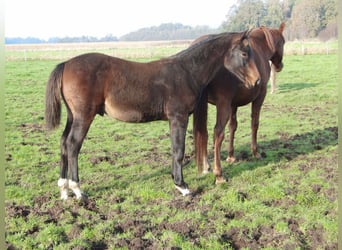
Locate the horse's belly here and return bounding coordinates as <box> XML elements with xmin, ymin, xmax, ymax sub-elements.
<box><xmin>104</xmin><ymin>100</ymin><xmax>165</xmax><ymax>122</ymax></box>
<box><xmin>104</xmin><ymin>104</ymin><xmax>142</xmax><ymax>122</ymax></box>
<box><xmin>232</xmin><ymin>88</ymin><xmax>260</xmax><ymax>106</ymax></box>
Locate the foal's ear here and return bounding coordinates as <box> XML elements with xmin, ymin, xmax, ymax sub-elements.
<box><xmin>240</xmin><ymin>29</ymin><xmax>251</xmax><ymax>48</ymax></box>
<box><xmin>240</xmin><ymin>29</ymin><xmax>250</xmax><ymax>39</ymax></box>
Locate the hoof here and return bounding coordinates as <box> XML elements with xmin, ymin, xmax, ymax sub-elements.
<box><xmin>202</xmin><ymin>169</ymin><xmax>211</xmax><ymax>175</ymax></box>
<box><xmin>198</xmin><ymin>165</ymin><xmax>211</xmax><ymax>175</ymax></box>
<box><xmin>78</xmin><ymin>194</ymin><xmax>89</xmax><ymax>205</ymax></box>
<box><xmin>175</xmin><ymin>185</ymin><xmax>191</xmax><ymax>196</ymax></box>
<box><xmin>69</xmin><ymin>180</ymin><xmax>84</xmax><ymax>199</ymax></box>
<box><xmin>60</xmin><ymin>191</ymin><xmax>69</xmax><ymax>200</ymax></box>
<box><xmin>226</xmin><ymin>156</ymin><xmax>236</xmax><ymax>163</ymax></box>
<box><xmin>215</xmin><ymin>176</ymin><xmax>227</xmax><ymax>184</ymax></box>
<box><xmin>254</xmin><ymin>152</ymin><xmax>262</xmax><ymax>159</ymax></box>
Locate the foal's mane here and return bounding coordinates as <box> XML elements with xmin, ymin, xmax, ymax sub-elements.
<box><xmin>171</xmin><ymin>32</ymin><xmax>235</xmax><ymax>59</ymax></box>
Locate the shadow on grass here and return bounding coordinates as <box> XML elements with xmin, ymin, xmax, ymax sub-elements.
<box><xmin>87</xmin><ymin>126</ymin><xmax>337</xmax><ymax>195</ymax></box>
<box><xmin>220</xmin><ymin>126</ymin><xmax>337</xmax><ymax>179</ymax></box>
<box><xmin>277</xmin><ymin>82</ymin><xmax>319</xmax><ymax>93</ymax></box>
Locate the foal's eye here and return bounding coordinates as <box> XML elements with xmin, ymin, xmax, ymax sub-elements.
<box><xmin>241</xmin><ymin>52</ymin><xmax>248</xmax><ymax>58</ymax></box>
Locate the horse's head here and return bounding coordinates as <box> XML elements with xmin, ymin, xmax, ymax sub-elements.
<box><xmin>260</xmin><ymin>22</ymin><xmax>286</xmax><ymax>72</ymax></box>
<box><xmin>223</xmin><ymin>31</ymin><xmax>260</xmax><ymax>89</ymax></box>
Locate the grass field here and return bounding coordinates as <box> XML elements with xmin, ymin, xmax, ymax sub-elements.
<box><xmin>5</xmin><ymin>42</ymin><xmax>338</xmax><ymax>249</ymax></box>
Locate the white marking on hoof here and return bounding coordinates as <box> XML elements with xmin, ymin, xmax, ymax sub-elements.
<box><xmin>202</xmin><ymin>169</ymin><xmax>210</xmax><ymax>175</ymax></box>
<box><xmin>69</xmin><ymin>180</ymin><xmax>84</xmax><ymax>199</ymax></box>
<box><xmin>58</xmin><ymin>178</ymin><xmax>69</xmax><ymax>200</ymax></box>
<box><xmin>215</xmin><ymin>176</ymin><xmax>227</xmax><ymax>184</ymax></box>
<box><xmin>175</xmin><ymin>185</ymin><xmax>191</xmax><ymax>196</ymax></box>
<box><xmin>226</xmin><ymin>156</ymin><xmax>236</xmax><ymax>163</ymax></box>
<box><xmin>203</xmin><ymin>159</ymin><xmax>211</xmax><ymax>174</ymax></box>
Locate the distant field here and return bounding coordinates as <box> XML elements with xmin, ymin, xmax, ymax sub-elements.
<box><xmin>5</xmin><ymin>40</ymin><xmax>192</xmax><ymax>61</ymax></box>
<box><xmin>5</xmin><ymin>43</ymin><xmax>338</xmax><ymax>249</ymax></box>
<box><xmin>5</xmin><ymin>39</ymin><xmax>338</xmax><ymax>61</ymax></box>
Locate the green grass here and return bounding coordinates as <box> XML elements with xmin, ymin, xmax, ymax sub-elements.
<box><xmin>5</xmin><ymin>47</ymin><xmax>338</xmax><ymax>249</ymax></box>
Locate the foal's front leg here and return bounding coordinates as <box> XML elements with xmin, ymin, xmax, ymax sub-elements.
<box><xmin>169</xmin><ymin>116</ymin><xmax>191</xmax><ymax>196</ymax></box>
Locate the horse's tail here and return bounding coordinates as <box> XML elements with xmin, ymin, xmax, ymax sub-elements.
<box><xmin>45</xmin><ymin>63</ymin><xmax>64</xmax><ymax>130</ymax></box>
<box><xmin>193</xmin><ymin>87</ymin><xmax>209</xmax><ymax>174</ymax></box>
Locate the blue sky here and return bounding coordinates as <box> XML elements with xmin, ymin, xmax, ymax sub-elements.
<box><xmin>5</xmin><ymin>0</ymin><xmax>236</xmax><ymax>39</ymax></box>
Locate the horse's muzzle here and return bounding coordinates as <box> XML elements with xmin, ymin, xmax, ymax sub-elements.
<box><xmin>274</xmin><ymin>62</ymin><xmax>283</xmax><ymax>72</ymax></box>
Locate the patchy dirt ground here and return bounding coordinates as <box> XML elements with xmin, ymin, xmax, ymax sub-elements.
<box><xmin>6</xmin><ymin>132</ymin><xmax>338</xmax><ymax>249</ymax></box>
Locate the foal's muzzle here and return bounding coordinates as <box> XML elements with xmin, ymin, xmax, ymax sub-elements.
<box><xmin>244</xmin><ymin>77</ymin><xmax>260</xmax><ymax>89</ymax></box>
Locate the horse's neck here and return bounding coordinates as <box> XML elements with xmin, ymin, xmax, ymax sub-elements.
<box><xmin>180</xmin><ymin>41</ymin><xmax>227</xmax><ymax>87</ymax></box>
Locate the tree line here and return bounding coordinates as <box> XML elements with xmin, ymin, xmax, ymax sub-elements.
<box><xmin>5</xmin><ymin>24</ymin><xmax>216</xmax><ymax>44</ymax></box>
<box><xmin>5</xmin><ymin>35</ymin><xmax>119</xmax><ymax>44</ymax></box>
<box><xmin>221</xmin><ymin>0</ymin><xmax>338</xmax><ymax>40</ymax></box>
<box><xmin>120</xmin><ymin>23</ymin><xmax>217</xmax><ymax>41</ymax></box>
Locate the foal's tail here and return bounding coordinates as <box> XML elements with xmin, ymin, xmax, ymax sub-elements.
<box><xmin>193</xmin><ymin>88</ymin><xmax>209</xmax><ymax>173</ymax></box>
<box><xmin>45</xmin><ymin>63</ymin><xmax>64</xmax><ymax>130</ymax></box>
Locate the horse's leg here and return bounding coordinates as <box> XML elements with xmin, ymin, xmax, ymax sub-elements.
<box><xmin>201</xmin><ymin>141</ymin><xmax>210</xmax><ymax>174</ymax></box>
<box><xmin>169</xmin><ymin>116</ymin><xmax>191</xmax><ymax>196</ymax></box>
<box><xmin>226</xmin><ymin>106</ymin><xmax>237</xmax><ymax>163</ymax></box>
<box><xmin>270</xmin><ymin>63</ymin><xmax>277</xmax><ymax>94</ymax></box>
<box><xmin>65</xmin><ymin>116</ymin><xmax>94</xmax><ymax>199</ymax></box>
<box><xmin>58</xmin><ymin>112</ymin><xmax>73</xmax><ymax>200</ymax></box>
<box><xmin>251</xmin><ymin>97</ymin><xmax>265</xmax><ymax>159</ymax></box>
<box><xmin>213</xmin><ymin>104</ymin><xmax>230</xmax><ymax>184</ymax></box>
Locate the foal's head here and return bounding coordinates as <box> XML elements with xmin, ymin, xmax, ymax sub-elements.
<box><xmin>223</xmin><ymin>31</ymin><xmax>260</xmax><ymax>89</ymax></box>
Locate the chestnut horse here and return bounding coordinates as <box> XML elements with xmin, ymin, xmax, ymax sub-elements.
<box><xmin>193</xmin><ymin>23</ymin><xmax>285</xmax><ymax>183</ymax></box>
<box><xmin>45</xmin><ymin>31</ymin><xmax>260</xmax><ymax>199</ymax></box>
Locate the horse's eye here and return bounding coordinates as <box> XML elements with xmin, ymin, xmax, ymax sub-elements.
<box><xmin>241</xmin><ymin>52</ymin><xmax>247</xmax><ymax>58</ymax></box>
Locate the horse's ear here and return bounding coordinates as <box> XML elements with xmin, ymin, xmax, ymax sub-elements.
<box><xmin>279</xmin><ymin>22</ymin><xmax>286</xmax><ymax>33</ymax></box>
<box><xmin>240</xmin><ymin>29</ymin><xmax>252</xmax><ymax>47</ymax></box>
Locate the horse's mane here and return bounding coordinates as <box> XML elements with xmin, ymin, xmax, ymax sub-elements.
<box><xmin>249</xmin><ymin>27</ymin><xmax>275</xmax><ymax>54</ymax></box>
<box><xmin>170</xmin><ymin>32</ymin><xmax>234</xmax><ymax>59</ymax></box>
<box><xmin>250</xmin><ymin>26</ymin><xmax>285</xmax><ymax>54</ymax></box>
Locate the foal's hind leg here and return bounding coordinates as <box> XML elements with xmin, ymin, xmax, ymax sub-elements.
<box><xmin>65</xmin><ymin>117</ymin><xmax>94</xmax><ymax>199</ymax></box>
<box><xmin>58</xmin><ymin>113</ymin><xmax>73</xmax><ymax>200</ymax></box>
